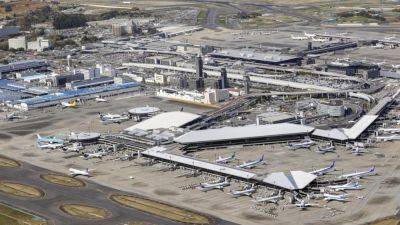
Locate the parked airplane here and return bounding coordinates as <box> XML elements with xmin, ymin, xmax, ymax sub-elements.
<box><xmin>384</xmin><ymin>35</ymin><xmax>396</xmax><ymax>40</ymax></box>
<box><xmin>215</xmin><ymin>152</ymin><xmax>236</xmax><ymax>164</ymax></box>
<box><xmin>36</xmin><ymin>134</ymin><xmax>64</xmax><ymax>144</ymax></box>
<box><xmin>315</xmin><ymin>143</ymin><xmax>335</xmax><ymax>154</ymax></box>
<box><xmin>229</xmin><ymin>184</ymin><xmax>256</xmax><ymax>198</ymax></box>
<box><xmin>338</xmin><ymin>166</ymin><xmax>376</xmax><ymax>179</ymax></box>
<box><xmin>323</xmin><ymin>193</ymin><xmax>348</xmax><ymax>202</ymax></box>
<box><xmin>372</xmin><ymin>43</ymin><xmax>384</xmax><ymax>49</ymax></box>
<box><xmin>327</xmin><ymin>181</ymin><xmax>362</xmax><ymax>191</ymax></box>
<box><xmin>37</xmin><ymin>142</ymin><xmax>64</xmax><ymax>150</ymax></box>
<box><xmin>291</xmin><ymin>34</ymin><xmax>308</xmax><ymax>40</ymax></box>
<box><xmin>62</xmin><ymin>142</ymin><xmax>83</xmax><ymax>153</ymax></box>
<box><xmin>304</xmin><ymin>32</ymin><xmax>316</xmax><ymax>38</ymax></box>
<box><xmin>378</xmin><ymin>127</ymin><xmax>400</xmax><ymax>134</ymax></box>
<box><xmin>392</xmin><ymin>64</ymin><xmax>400</xmax><ymax>69</ymax></box>
<box><xmin>309</xmin><ymin>161</ymin><xmax>335</xmax><ymax>176</ymax></box>
<box><xmin>287</xmin><ymin>139</ymin><xmax>315</xmax><ymax>150</ymax></box>
<box><xmin>98</xmin><ymin>113</ymin><xmax>130</xmax><ymax>124</ymax></box>
<box><xmin>375</xmin><ymin>135</ymin><xmax>400</xmax><ymax>142</ymax></box>
<box><xmin>252</xmin><ymin>191</ymin><xmax>282</xmax><ymax>204</ymax></box>
<box><xmin>69</xmin><ymin>168</ymin><xmax>92</xmax><ymax>177</ymax></box>
<box><xmin>294</xmin><ymin>199</ymin><xmax>319</xmax><ymax>210</ymax></box>
<box><xmin>351</xmin><ymin>147</ymin><xmax>367</xmax><ymax>156</ymax></box>
<box><xmin>4</xmin><ymin>113</ymin><xmax>24</xmax><ymax>121</ymax></box>
<box><xmin>82</xmin><ymin>151</ymin><xmax>107</xmax><ymax>160</ymax></box>
<box><xmin>95</xmin><ymin>96</ymin><xmax>108</xmax><ymax>102</ymax></box>
<box><xmin>236</xmin><ymin>155</ymin><xmax>265</xmax><ymax>169</ymax></box>
<box><xmin>199</xmin><ymin>177</ymin><xmax>230</xmax><ymax>192</ymax></box>
<box><xmin>61</xmin><ymin>100</ymin><xmax>78</xmax><ymax>108</ymax></box>
<box><xmin>312</xmin><ymin>37</ymin><xmax>328</xmax><ymax>42</ymax></box>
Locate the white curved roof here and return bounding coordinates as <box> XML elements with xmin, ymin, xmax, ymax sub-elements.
<box><xmin>174</xmin><ymin>123</ymin><xmax>314</xmax><ymax>144</ymax></box>
<box><xmin>125</xmin><ymin>111</ymin><xmax>200</xmax><ymax>131</ymax></box>
<box><xmin>128</xmin><ymin>106</ymin><xmax>160</xmax><ymax>115</ymax></box>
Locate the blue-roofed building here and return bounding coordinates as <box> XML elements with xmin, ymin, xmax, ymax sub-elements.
<box><xmin>11</xmin><ymin>82</ymin><xmax>142</xmax><ymax>110</ymax></box>
<box><xmin>0</xmin><ymin>79</ymin><xmax>32</xmax><ymax>102</ymax></box>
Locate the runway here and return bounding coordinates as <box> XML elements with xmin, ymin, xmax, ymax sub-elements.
<box><xmin>0</xmin><ymin>158</ymin><xmax>235</xmax><ymax>225</ymax></box>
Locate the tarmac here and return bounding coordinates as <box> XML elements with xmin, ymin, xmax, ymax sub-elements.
<box><xmin>0</xmin><ymin>158</ymin><xmax>235</xmax><ymax>225</ymax></box>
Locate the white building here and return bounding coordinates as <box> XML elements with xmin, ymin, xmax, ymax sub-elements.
<box><xmin>203</xmin><ymin>88</ymin><xmax>229</xmax><ymax>104</ymax></box>
<box><xmin>8</xmin><ymin>36</ymin><xmax>26</xmax><ymax>50</ymax></box>
<box><xmin>27</xmin><ymin>37</ymin><xmax>50</xmax><ymax>52</ymax></box>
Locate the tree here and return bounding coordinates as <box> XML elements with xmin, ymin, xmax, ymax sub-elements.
<box><xmin>53</xmin><ymin>13</ymin><xmax>87</xmax><ymax>30</ymax></box>
<box><xmin>4</xmin><ymin>4</ymin><xmax>12</xmax><ymax>12</ymax></box>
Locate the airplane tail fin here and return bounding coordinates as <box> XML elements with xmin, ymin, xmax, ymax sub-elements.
<box><xmin>330</xmin><ymin>161</ymin><xmax>335</xmax><ymax>168</ymax></box>
<box><xmin>369</xmin><ymin>166</ymin><xmax>375</xmax><ymax>173</ymax></box>
<box><xmin>36</xmin><ymin>134</ymin><xmax>41</xmax><ymax>139</ymax></box>
<box><xmin>260</xmin><ymin>154</ymin><xmax>264</xmax><ymax>161</ymax></box>
<box><xmin>232</xmin><ymin>152</ymin><xmax>236</xmax><ymax>158</ymax></box>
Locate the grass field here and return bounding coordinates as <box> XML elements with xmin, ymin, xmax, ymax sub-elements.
<box><xmin>60</xmin><ymin>204</ymin><xmax>110</xmax><ymax>219</ymax></box>
<box><xmin>0</xmin><ymin>182</ymin><xmax>44</xmax><ymax>198</ymax></box>
<box><xmin>0</xmin><ymin>157</ymin><xmax>20</xmax><ymax>168</ymax></box>
<box><xmin>111</xmin><ymin>194</ymin><xmax>210</xmax><ymax>224</ymax></box>
<box><xmin>41</xmin><ymin>174</ymin><xmax>85</xmax><ymax>188</ymax></box>
<box><xmin>0</xmin><ymin>203</ymin><xmax>47</xmax><ymax>225</ymax></box>
<box><xmin>0</xmin><ymin>0</ymin><xmax>48</xmax><ymax>19</ymax></box>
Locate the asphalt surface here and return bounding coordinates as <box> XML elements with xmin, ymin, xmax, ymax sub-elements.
<box><xmin>0</xmin><ymin>158</ymin><xmax>236</xmax><ymax>225</ymax></box>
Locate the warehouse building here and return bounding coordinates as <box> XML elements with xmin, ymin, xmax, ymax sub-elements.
<box><xmin>0</xmin><ymin>59</ymin><xmax>49</xmax><ymax>75</ymax></box>
<box><xmin>66</xmin><ymin>76</ymin><xmax>114</xmax><ymax>90</ymax></box>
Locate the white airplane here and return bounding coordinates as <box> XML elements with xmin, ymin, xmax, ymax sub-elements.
<box><xmin>82</xmin><ymin>151</ymin><xmax>107</xmax><ymax>160</ymax></box>
<box><xmin>315</xmin><ymin>143</ymin><xmax>335</xmax><ymax>154</ymax></box>
<box><xmin>98</xmin><ymin>113</ymin><xmax>130</xmax><ymax>124</ymax></box>
<box><xmin>95</xmin><ymin>96</ymin><xmax>108</xmax><ymax>102</ymax></box>
<box><xmin>198</xmin><ymin>177</ymin><xmax>230</xmax><ymax>192</ymax></box>
<box><xmin>375</xmin><ymin>135</ymin><xmax>400</xmax><ymax>142</ymax></box>
<box><xmin>312</xmin><ymin>37</ymin><xmax>328</xmax><ymax>42</ymax></box>
<box><xmin>252</xmin><ymin>191</ymin><xmax>282</xmax><ymax>204</ymax></box>
<box><xmin>323</xmin><ymin>193</ymin><xmax>348</xmax><ymax>202</ymax></box>
<box><xmin>327</xmin><ymin>181</ymin><xmax>362</xmax><ymax>191</ymax></box>
<box><xmin>236</xmin><ymin>155</ymin><xmax>265</xmax><ymax>169</ymax></box>
<box><xmin>374</xmin><ymin>60</ymin><xmax>386</xmax><ymax>66</ymax></box>
<box><xmin>338</xmin><ymin>166</ymin><xmax>376</xmax><ymax>179</ymax></box>
<box><xmin>372</xmin><ymin>43</ymin><xmax>384</xmax><ymax>49</ymax></box>
<box><xmin>294</xmin><ymin>199</ymin><xmax>319</xmax><ymax>210</ymax></box>
<box><xmin>304</xmin><ymin>32</ymin><xmax>316</xmax><ymax>38</ymax></box>
<box><xmin>36</xmin><ymin>134</ymin><xmax>64</xmax><ymax>144</ymax></box>
<box><xmin>61</xmin><ymin>100</ymin><xmax>78</xmax><ymax>108</ymax></box>
<box><xmin>62</xmin><ymin>142</ymin><xmax>84</xmax><ymax>153</ymax></box>
<box><xmin>378</xmin><ymin>128</ymin><xmax>400</xmax><ymax>134</ymax></box>
<box><xmin>37</xmin><ymin>142</ymin><xmax>64</xmax><ymax>150</ymax></box>
<box><xmin>384</xmin><ymin>35</ymin><xmax>396</xmax><ymax>40</ymax></box>
<box><xmin>351</xmin><ymin>146</ymin><xmax>367</xmax><ymax>156</ymax></box>
<box><xmin>287</xmin><ymin>139</ymin><xmax>315</xmax><ymax>150</ymax></box>
<box><xmin>392</xmin><ymin>64</ymin><xmax>400</xmax><ymax>69</ymax></box>
<box><xmin>310</xmin><ymin>161</ymin><xmax>335</xmax><ymax>176</ymax></box>
<box><xmin>215</xmin><ymin>152</ymin><xmax>236</xmax><ymax>164</ymax></box>
<box><xmin>291</xmin><ymin>34</ymin><xmax>308</xmax><ymax>40</ymax></box>
<box><xmin>4</xmin><ymin>112</ymin><xmax>24</xmax><ymax>121</ymax></box>
<box><xmin>229</xmin><ymin>184</ymin><xmax>256</xmax><ymax>198</ymax></box>
<box><xmin>69</xmin><ymin>168</ymin><xmax>92</xmax><ymax>177</ymax></box>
